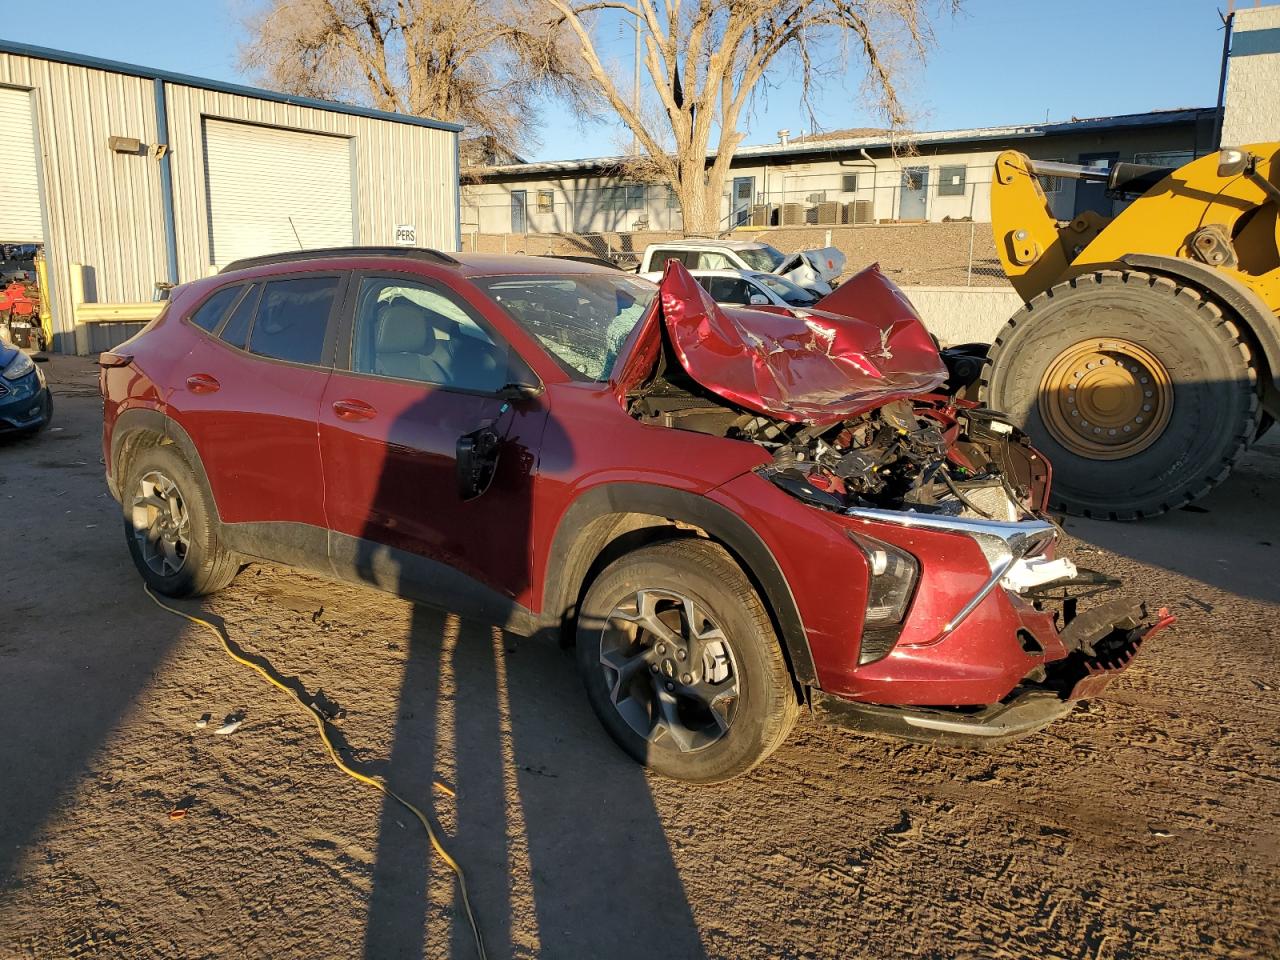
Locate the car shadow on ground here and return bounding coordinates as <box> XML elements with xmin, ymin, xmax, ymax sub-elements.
<box><xmin>361</xmin><ymin>607</ymin><xmax>708</xmax><ymax>959</ymax></box>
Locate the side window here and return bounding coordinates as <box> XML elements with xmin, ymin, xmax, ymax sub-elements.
<box><xmin>219</xmin><ymin>284</ymin><xmax>259</xmax><ymax>349</ymax></box>
<box><xmin>652</xmin><ymin>249</ymin><xmax>695</xmax><ymax>269</ymax></box>
<box><xmin>707</xmin><ymin>276</ymin><xmax>751</xmax><ymax>304</ymax></box>
<box><xmin>248</xmin><ymin>276</ymin><xmax>339</xmax><ymax>365</ymax></box>
<box><xmin>697</xmin><ymin>251</ymin><xmax>734</xmax><ymax>270</ymax></box>
<box><xmin>189</xmin><ymin>285</ymin><xmax>243</xmax><ymax>332</ymax></box>
<box><xmin>351</xmin><ymin>277</ymin><xmax>509</xmax><ymax>393</ymax></box>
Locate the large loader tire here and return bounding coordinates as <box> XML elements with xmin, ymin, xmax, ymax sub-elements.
<box><xmin>981</xmin><ymin>270</ymin><xmax>1259</xmax><ymax>520</ymax></box>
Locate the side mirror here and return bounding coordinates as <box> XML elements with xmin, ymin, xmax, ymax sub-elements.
<box><xmin>748</xmin><ymin>293</ymin><xmax>769</xmax><ymax>305</ymax></box>
<box><xmin>457</xmin><ymin>422</ymin><xmax>501</xmax><ymax>501</ymax></box>
<box><xmin>1217</xmin><ymin>147</ymin><xmax>1250</xmax><ymax>178</ymax></box>
<box><xmin>499</xmin><ymin>380</ymin><xmax>543</xmax><ymax>403</ymax></box>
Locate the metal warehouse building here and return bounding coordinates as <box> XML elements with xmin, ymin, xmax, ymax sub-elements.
<box><xmin>0</xmin><ymin>40</ymin><xmax>461</xmax><ymax>354</ymax></box>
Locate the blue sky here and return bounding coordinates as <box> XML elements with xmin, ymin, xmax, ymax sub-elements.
<box><xmin>4</xmin><ymin>0</ymin><xmax>1228</xmax><ymax>161</ymax></box>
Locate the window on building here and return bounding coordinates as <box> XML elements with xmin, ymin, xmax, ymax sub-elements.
<box><xmin>1037</xmin><ymin>159</ymin><xmax>1064</xmax><ymax>194</ymax></box>
<box><xmin>248</xmin><ymin>276</ymin><xmax>339</xmax><ymax>365</ymax></box>
<box><xmin>666</xmin><ymin>185</ymin><xmax>679</xmax><ymax>208</ymax></box>
<box><xmin>536</xmin><ymin>189</ymin><xmax>554</xmax><ymax>213</ymax></box>
<box><xmin>938</xmin><ymin>165</ymin><xmax>967</xmax><ymax>197</ymax></box>
<box><xmin>841</xmin><ymin>173</ymin><xmax>858</xmax><ymax>192</ymax></box>
<box><xmin>601</xmin><ymin>184</ymin><xmax>646</xmax><ymax>211</ymax></box>
<box><xmin>189</xmin><ymin>285</ymin><xmax>245</xmax><ymax>332</ymax></box>
<box><xmin>1134</xmin><ymin>150</ymin><xmax>1195</xmax><ymax>169</ymax></box>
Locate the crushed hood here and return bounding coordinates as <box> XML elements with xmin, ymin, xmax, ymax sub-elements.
<box><xmin>611</xmin><ymin>260</ymin><xmax>947</xmax><ymax>425</ymax></box>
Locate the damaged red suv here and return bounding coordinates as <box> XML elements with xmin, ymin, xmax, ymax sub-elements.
<box><xmin>100</xmin><ymin>248</ymin><xmax>1172</xmax><ymax>783</ymax></box>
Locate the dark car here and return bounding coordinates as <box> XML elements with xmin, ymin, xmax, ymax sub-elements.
<box><xmin>0</xmin><ymin>342</ymin><xmax>51</xmax><ymax>436</ymax></box>
<box><xmin>99</xmin><ymin>247</ymin><xmax>1172</xmax><ymax>783</ymax></box>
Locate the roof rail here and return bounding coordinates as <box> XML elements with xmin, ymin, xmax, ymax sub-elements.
<box><xmin>220</xmin><ymin>246</ymin><xmax>461</xmax><ymax>274</ymax></box>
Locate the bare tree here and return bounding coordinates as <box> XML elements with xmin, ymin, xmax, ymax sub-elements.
<box><xmin>544</xmin><ymin>0</ymin><xmax>957</xmax><ymax>233</ymax></box>
<box><xmin>240</xmin><ymin>0</ymin><xmax>588</xmax><ymax>154</ymax></box>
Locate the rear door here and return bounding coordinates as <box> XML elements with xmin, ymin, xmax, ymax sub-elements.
<box><xmin>318</xmin><ymin>271</ymin><xmax>547</xmax><ymax>614</ymax></box>
<box><xmin>176</xmin><ymin>272</ymin><xmax>346</xmax><ymax>535</ymax></box>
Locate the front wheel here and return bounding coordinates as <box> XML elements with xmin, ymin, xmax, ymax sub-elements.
<box><xmin>982</xmin><ymin>271</ymin><xmax>1259</xmax><ymax>519</ymax></box>
<box><xmin>576</xmin><ymin>539</ymin><xmax>798</xmax><ymax>784</ymax></box>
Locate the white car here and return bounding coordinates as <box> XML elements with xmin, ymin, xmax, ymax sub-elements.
<box><xmin>639</xmin><ymin>268</ymin><xmax>821</xmax><ymax>309</ymax></box>
<box><xmin>634</xmin><ymin>239</ymin><xmax>845</xmax><ymax>295</ymax></box>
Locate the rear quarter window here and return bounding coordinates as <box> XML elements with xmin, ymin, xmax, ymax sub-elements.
<box><xmin>188</xmin><ymin>285</ymin><xmax>243</xmax><ymax>332</ymax></box>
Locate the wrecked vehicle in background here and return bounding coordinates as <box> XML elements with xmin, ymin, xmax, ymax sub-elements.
<box><xmin>101</xmin><ymin>248</ymin><xmax>1172</xmax><ymax>785</ymax></box>
<box><xmin>633</xmin><ymin>238</ymin><xmax>845</xmax><ymax>295</ymax></box>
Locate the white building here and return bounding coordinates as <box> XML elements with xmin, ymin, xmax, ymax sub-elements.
<box><xmin>463</xmin><ymin>108</ymin><xmax>1219</xmax><ymax>237</ymax></box>
<box><xmin>0</xmin><ymin>40</ymin><xmax>461</xmax><ymax>354</ymax></box>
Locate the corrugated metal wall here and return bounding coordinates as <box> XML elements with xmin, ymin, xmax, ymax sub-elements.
<box><xmin>0</xmin><ymin>55</ymin><xmax>168</xmax><ymax>353</ymax></box>
<box><xmin>0</xmin><ymin>50</ymin><xmax>458</xmax><ymax>354</ymax></box>
<box><xmin>165</xmin><ymin>84</ymin><xmax>457</xmax><ymax>281</ymax></box>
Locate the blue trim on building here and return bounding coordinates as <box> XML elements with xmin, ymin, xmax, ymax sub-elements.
<box><xmin>454</xmin><ymin>135</ymin><xmax>462</xmax><ymax>251</ymax></box>
<box><xmin>1232</xmin><ymin>26</ymin><xmax>1280</xmax><ymax>57</ymax></box>
<box><xmin>153</xmin><ymin>78</ymin><xmax>180</xmax><ymax>285</ymax></box>
<box><xmin>0</xmin><ymin>38</ymin><xmax>464</xmax><ymax>133</ymax></box>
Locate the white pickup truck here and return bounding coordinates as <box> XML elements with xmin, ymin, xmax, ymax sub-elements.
<box><xmin>633</xmin><ymin>239</ymin><xmax>845</xmax><ymax>295</ymax></box>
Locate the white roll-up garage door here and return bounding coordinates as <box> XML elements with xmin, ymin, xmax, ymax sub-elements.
<box><xmin>204</xmin><ymin>118</ymin><xmax>354</xmax><ymax>267</ymax></box>
<box><xmin>0</xmin><ymin>87</ymin><xmax>44</xmax><ymax>243</ymax></box>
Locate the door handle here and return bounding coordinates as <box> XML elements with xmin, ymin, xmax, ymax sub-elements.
<box><xmin>332</xmin><ymin>398</ymin><xmax>377</xmax><ymax>422</ymax></box>
<box><xmin>186</xmin><ymin>373</ymin><xmax>221</xmax><ymax>394</ymax></box>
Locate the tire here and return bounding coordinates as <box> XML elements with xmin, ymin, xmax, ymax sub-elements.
<box><xmin>576</xmin><ymin>538</ymin><xmax>798</xmax><ymax>784</ymax></box>
<box><xmin>120</xmin><ymin>443</ymin><xmax>240</xmax><ymax>597</ymax></box>
<box><xmin>981</xmin><ymin>270</ymin><xmax>1259</xmax><ymax>519</ymax></box>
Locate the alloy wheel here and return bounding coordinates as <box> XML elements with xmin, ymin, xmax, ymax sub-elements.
<box><xmin>130</xmin><ymin>469</ymin><xmax>192</xmax><ymax>577</ymax></box>
<box><xmin>598</xmin><ymin>588</ymin><xmax>739</xmax><ymax>753</ymax></box>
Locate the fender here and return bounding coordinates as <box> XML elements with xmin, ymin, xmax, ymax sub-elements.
<box><xmin>108</xmin><ymin>408</ymin><xmax>217</xmax><ymax>515</ymax></box>
<box><xmin>1120</xmin><ymin>253</ymin><xmax>1280</xmax><ymax>416</ymax></box>
<box><xmin>541</xmin><ymin>482</ymin><xmax>819</xmax><ymax>687</ymax></box>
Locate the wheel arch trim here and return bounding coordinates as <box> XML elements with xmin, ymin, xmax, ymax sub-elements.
<box><xmin>542</xmin><ymin>482</ymin><xmax>818</xmax><ymax>687</ymax></box>
<box><xmin>110</xmin><ymin>408</ymin><xmax>218</xmax><ymax>519</ymax></box>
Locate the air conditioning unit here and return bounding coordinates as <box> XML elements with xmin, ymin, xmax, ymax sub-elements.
<box><xmin>751</xmin><ymin>203</ymin><xmax>777</xmax><ymax>227</ymax></box>
<box><xmin>806</xmin><ymin>191</ymin><xmax>827</xmax><ymax>204</ymax></box>
<box><xmin>845</xmin><ymin>199</ymin><xmax>874</xmax><ymax>224</ymax></box>
<box><xmin>781</xmin><ymin>203</ymin><xmax>805</xmax><ymax>226</ymax></box>
<box><xmin>816</xmin><ymin>201</ymin><xmax>840</xmax><ymax>225</ymax></box>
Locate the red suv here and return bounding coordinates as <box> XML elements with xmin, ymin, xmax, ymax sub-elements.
<box><xmin>100</xmin><ymin>248</ymin><xmax>1171</xmax><ymax>783</ymax></box>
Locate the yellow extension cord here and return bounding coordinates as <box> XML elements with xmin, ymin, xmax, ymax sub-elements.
<box><xmin>144</xmin><ymin>585</ymin><xmax>486</xmax><ymax>960</ymax></box>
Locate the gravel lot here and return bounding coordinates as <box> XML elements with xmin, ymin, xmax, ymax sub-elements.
<box><xmin>1</xmin><ymin>357</ymin><xmax>1277</xmax><ymax>959</ymax></box>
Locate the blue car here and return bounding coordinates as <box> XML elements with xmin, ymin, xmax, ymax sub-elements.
<box><xmin>0</xmin><ymin>342</ymin><xmax>52</xmax><ymax>436</ymax></box>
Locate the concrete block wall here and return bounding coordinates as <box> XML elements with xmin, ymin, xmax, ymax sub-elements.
<box><xmin>1222</xmin><ymin>6</ymin><xmax>1280</xmax><ymax>146</ymax></box>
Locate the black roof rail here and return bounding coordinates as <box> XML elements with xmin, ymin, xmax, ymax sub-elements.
<box><xmin>219</xmin><ymin>246</ymin><xmax>461</xmax><ymax>274</ymax></box>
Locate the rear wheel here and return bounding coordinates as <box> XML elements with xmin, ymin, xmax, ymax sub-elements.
<box><xmin>576</xmin><ymin>539</ymin><xmax>798</xmax><ymax>784</ymax></box>
<box><xmin>121</xmin><ymin>444</ymin><xmax>240</xmax><ymax>597</ymax></box>
<box><xmin>982</xmin><ymin>271</ymin><xmax>1259</xmax><ymax>519</ymax></box>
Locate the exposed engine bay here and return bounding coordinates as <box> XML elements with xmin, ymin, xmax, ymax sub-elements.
<box><xmin>629</xmin><ymin>346</ymin><xmax>1048</xmax><ymax>520</ymax></box>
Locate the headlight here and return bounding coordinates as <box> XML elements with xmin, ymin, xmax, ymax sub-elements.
<box><xmin>848</xmin><ymin>529</ymin><xmax>919</xmax><ymax>664</ymax></box>
<box><xmin>2</xmin><ymin>351</ymin><xmax>34</xmax><ymax>381</ymax></box>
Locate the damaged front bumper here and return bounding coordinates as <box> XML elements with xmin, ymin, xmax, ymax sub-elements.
<box><xmin>814</xmin><ymin>594</ymin><xmax>1176</xmax><ymax>747</ymax></box>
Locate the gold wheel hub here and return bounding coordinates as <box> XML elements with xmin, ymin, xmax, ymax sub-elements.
<box><xmin>1039</xmin><ymin>339</ymin><xmax>1174</xmax><ymax>460</ymax></box>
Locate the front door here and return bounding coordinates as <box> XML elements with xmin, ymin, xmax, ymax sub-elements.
<box><xmin>318</xmin><ymin>272</ymin><xmax>546</xmax><ymax>618</ymax></box>
<box><xmin>1074</xmin><ymin>152</ymin><xmax>1119</xmax><ymax>217</ymax></box>
<box><xmin>731</xmin><ymin>176</ymin><xmax>755</xmax><ymax>227</ymax></box>
<box><xmin>899</xmin><ymin>167</ymin><xmax>928</xmax><ymax>220</ymax></box>
<box><xmin>511</xmin><ymin>190</ymin><xmax>528</xmax><ymax>233</ymax></box>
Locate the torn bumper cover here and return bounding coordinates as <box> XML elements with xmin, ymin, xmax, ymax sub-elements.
<box><xmin>813</xmin><ymin>601</ymin><xmax>1176</xmax><ymax>747</ymax></box>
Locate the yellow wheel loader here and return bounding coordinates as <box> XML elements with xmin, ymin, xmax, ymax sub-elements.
<box><xmin>981</xmin><ymin>144</ymin><xmax>1279</xmax><ymax>519</ymax></box>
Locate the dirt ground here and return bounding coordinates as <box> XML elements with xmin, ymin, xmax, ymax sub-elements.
<box><xmin>1</xmin><ymin>356</ymin><xmax>1277</xmax><ymax>960</ymax></box>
